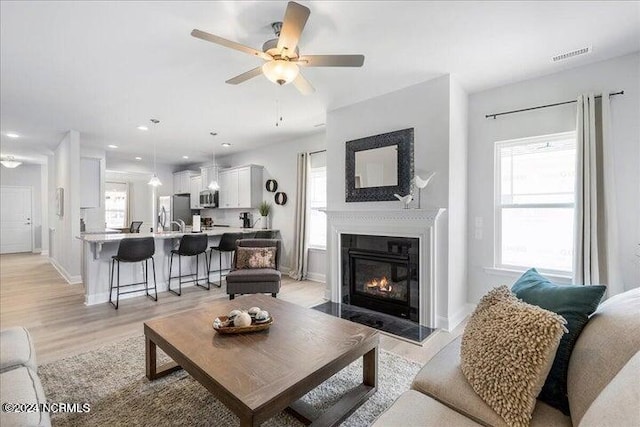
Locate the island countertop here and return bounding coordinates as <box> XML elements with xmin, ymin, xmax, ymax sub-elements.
<box><xmin>77</xmin><ymin>227</ymin><xmax>269</xmax><ymax>243</ymax></box>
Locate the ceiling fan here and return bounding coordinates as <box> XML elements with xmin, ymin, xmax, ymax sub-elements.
<box><xmin>191</xmin><ymin>1</ymin><xmax>365</xmax><ymax>95</ymax></box>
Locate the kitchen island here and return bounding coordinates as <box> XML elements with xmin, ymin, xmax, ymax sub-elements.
<box><xmin>78</xmin><ymin>228</ymin><xmax>276</xmax><ymax>305</ymax></box>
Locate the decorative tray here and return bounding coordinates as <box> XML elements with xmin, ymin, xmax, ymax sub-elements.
<box><xmin>213</xmin><ymin>315</ymin><xmax>274</xmax><ymax>334</ymax></box>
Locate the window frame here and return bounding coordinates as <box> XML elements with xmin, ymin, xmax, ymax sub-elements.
<box><xmin>105</xmin><ymin>181</ymin><xmax>129</xmax><ymax>229</ymax></box>
<box><xmin>493</xmin><ymin>131</ymin><xmax>576</xmax><ymax>276</ymax></box>
<box><xmin>307</xmin><ymin>164</ymin><xmax>327</xmax><ymax>250</ymax></box>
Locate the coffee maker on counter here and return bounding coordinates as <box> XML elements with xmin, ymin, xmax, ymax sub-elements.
<box><xmin>239</xmin><ymin>212</ymin><xmax>252</xmax><ymax>229</ymax></box>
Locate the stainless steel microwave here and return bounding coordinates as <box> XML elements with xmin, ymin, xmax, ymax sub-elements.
<box><xmin>199</xmin><ymin>190</ymin><xmax>218</xmax><ymax>208</ymax></box>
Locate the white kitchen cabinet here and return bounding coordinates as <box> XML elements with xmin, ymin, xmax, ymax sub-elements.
<box><xmin>218</xmin><ymin>165</ymin><xmax>263</xmax><ymax>209</ymax></box>
<box><xmin>200</xmin><ymin>165</ymin><xmax>220</xmax><ymax>191</ymax></box>
<box><xmin>173</xmin><ymin>170</ymin><xmax>198</xmax><ymax>194</ymax></box>
<box><xmin>190</xmin><ymin>175</ymin><xmax>202</xmax><ymax>209</ymax></box>
<box><xmin>80</xmin><ymin>157</ymin><xmax>101</xmax><ymax>208</ymax></box>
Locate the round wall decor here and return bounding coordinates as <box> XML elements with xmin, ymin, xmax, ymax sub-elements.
<box><xmin>265</xmin><ymin>179</ymin><xmax>278</xmax><ymax>192</ymax></box>
<box><xmin>274</xmin><ymin>192</ymin><xmax>287</xmax><ymax>206</ymax></box>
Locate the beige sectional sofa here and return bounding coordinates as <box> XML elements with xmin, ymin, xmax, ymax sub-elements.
<box><xmin>374</xmin><ymin>288</ymin><xmax>639</xmax><ymax>427</ymax></box>
<box><xmin>0</xmin><ymin>327</ymin><xmax>51</xmax><ymax>427</ymax></box>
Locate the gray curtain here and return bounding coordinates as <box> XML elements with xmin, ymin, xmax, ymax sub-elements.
<box><xmin>573</xmin><ymin>93</ymin><xmax>622</xmax><ymax>295</ymax></box>
<box><xmin>289</xmin><ymin>153</ymin><xmax>308</xmax><ymax>280</ymax></box>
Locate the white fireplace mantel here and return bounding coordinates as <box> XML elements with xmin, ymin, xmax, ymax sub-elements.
<box><xmin>325</xmin><ymin>208</ymin><xmax>445</xmax><ymax>328</ymax></box>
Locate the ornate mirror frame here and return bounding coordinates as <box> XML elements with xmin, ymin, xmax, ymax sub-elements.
<box><xmin>345</xmin><ymin>128</ymin><xmax>414</xmax><ymax>202</ymax></box>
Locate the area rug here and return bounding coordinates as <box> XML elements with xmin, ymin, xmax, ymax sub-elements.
<box><xmin>39</xmin><ymin>335</ymin><xmax>422</xmax><ymax>426</ymax></box>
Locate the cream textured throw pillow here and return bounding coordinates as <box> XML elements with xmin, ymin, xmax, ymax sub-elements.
<box><xmin>460</xmin><ymin>286</ymin><xmax>567</xmax><ymax>427</ymax></box>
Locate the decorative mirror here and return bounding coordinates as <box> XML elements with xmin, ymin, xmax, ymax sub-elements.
<box><xmin>345</xmin><ymin>128</ymin><xmax>414</xmax><ymax>202</ymax></box>
<box><xmin>265</xmin><ymin>179</ymin><xmax>278</xmax><ymax>192</ymax></box>
<box><xmin>274</xmin><ymin>192</ymin><xmax>287</xmax><ymax>205</ymax></box>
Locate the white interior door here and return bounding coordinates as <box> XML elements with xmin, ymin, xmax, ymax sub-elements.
<box><xmin>1</xmin><ymin>186</ymin><xmax>33</xmax><ymax>254</ymax></box>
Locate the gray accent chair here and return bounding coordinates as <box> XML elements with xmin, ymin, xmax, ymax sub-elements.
<box><xmin>225</xmin><ymin>239</ymin><xmax>281</xmax><ymax>300</ymax></box>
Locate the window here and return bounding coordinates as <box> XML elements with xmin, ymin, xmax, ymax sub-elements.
<box><xmin>495</xmin><ymin>132</ymin><xmax>576</xmax><ymax>274</ymax></box>
<box><xmin>307</xmin><ymin>151</ymin><xmax>327</xmax><ymax>249</ymax></box>
<box><xmin>105</xmin><ymin>182</ymin><xmax>128</xmax><ymax>229</ymax></box>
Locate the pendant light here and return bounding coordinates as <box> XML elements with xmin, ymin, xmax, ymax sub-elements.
<box><xmin>148</xmin><ymin>119</ymin><xmax>162</xmax><ymax>187</ymax></box>
<box><xmin>208</xmin><ymin>131</ymin><xmax>220</xmax><ymax>191</ymax></box>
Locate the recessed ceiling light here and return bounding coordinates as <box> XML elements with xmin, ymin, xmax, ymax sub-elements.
<box><xmin>135</xmin><ymin>156</ymin><xmax>142</xmax><ymax>160</ymax></box>
<box><xmin>108</xmin><ymin>145</ymin><xmax>118</xmax><ymax>149</ymax></box>
<box><xmin>137</xmin><ymin>126</ymin><xmax>149</xmax><ymax>131</ymax></box>
<box><xmin>221</xmin><ymin>143</ymin><xmax>231</xmax><ymax>147</ymax></box>
<box><xmin>182</xmin><ymin>155</ymin><xmax>189</xmax><ymax>159</ymax></box>
<box><xmin>5</xmin><ymin>132</ymin><xmax>20</xmax><ymax>138</ymax></box>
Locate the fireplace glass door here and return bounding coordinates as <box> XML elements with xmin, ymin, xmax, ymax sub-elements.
<box><xmin>353</xmin><ymin>258</ymin><xmax>409</xmax><ymax>303</ymax></box>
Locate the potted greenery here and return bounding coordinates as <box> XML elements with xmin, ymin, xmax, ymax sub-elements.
<box><xmin>258</xmin><ymin>201</ymin><xmax>271</xmax><ymax>229</ymax></box>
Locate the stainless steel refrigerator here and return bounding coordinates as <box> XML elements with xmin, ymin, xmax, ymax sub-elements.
<box><xmin>158</xmin><ymin>195</ymin><xmax>192</xmax><ymax>230</ymax></box>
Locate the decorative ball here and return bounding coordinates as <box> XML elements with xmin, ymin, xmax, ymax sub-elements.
<box><xmin>255</xmin><ymin>310</ymin><xmax>270</xmax><ymax>321</ymax></box>
<box><xmin>228</xmin><ymin>309</ymin><xmax>242</xmax><ymax>319</ymax></box>
<box><xmin>248</xmin><ymin>307</ymin><xmax>261</xmax><ymax>316</ymax></box>
<box><xmin>233</xmin><ymin>312</ymin><xmax>252</xmax><ymax>327</ymax></box>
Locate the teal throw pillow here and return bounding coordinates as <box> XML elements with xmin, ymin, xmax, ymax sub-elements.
<box><xmin>511</xmin><ymin>268</ymin><xmax>605</xmax><ymax>415</ymax></box>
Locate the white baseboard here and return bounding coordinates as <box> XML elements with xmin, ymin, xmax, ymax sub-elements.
<box><xmin>438</xmin><ymin>303</ymin><xmax>474</xmax><ymax>332</ymax></box>
<box><xmin>40</xmin><ymin>250</ymin><xmax>49</xmax><ymax>256</ymax></box>
<box><xmin>49</xmin><ymin>257</ymin><xmax>82</xmax><ymax>285</ymax></box>
<box><xmin>306</xmin><ymin>271</ymin><xmax>326</xmax><ymax>283</ymax></box>
<box><xmin>32</xmin><ymin>248</ymin><xmax>42</xmax><ymax>254</ymax></box>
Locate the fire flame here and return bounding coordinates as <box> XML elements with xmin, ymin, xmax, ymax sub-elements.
<box><xmin>365</xmin><ymin>276</ymin><xmax>392</xmax><ymax>292</ymax></box>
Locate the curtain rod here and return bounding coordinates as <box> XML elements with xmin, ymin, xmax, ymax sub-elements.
<box><xmin>308</xmin><ymin>149</ymin><xmax>327</xmax><ymax>155</ymax></box>
<box><xmin>485</xmin><ymin>91</ymin><xmax>624</xmax><ymax>120</ymax></box>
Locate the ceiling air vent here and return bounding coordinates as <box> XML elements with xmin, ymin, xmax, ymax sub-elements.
<box><xmin>552</xmin><ymin>46</ymin><xmax>591</xmax><ymax>62</ymax></box>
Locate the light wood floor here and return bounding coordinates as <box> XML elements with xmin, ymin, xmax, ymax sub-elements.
<box><xmin>0</xmin><ymin>253</ymin><xmax>462</xmax><ymax>365</ymax></box>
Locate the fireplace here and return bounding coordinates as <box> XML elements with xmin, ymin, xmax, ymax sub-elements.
<box><xmin>349</xmin><ymin>249</ymin><xmax>412</xmax><ymax>318</ymax></box>
<box><xmin>342</xmin><ymin>234</ymin><xmax>419</xmax><ymax>322</ymax></box>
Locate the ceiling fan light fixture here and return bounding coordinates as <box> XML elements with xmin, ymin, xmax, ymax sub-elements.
<box><xmin>262</xmin><ymin>59</ymin><xmax>299</xmax><ymax>85</ymax></box>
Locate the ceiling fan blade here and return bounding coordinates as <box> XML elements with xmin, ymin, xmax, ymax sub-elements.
<box><xmin>225</xmin><ymin>66</ymin><xmax>264</xmax><ymax>85</ymax></box>
<box><xmin>295</xmin><ymin>55</ymin><xmax>365</xmax><ymax>67</ymax></box>
<box><xmin>191</xmin><ymin>29</ymin><xmax>272</xmax><ymax>61</ymax></box>
<box><xmin>277</xmin><ymin>2</ymin><xmax>310</xmax><ymax>56</ymax></box>
<box><xmin>292</xmin><ymin>72</ymin><xmax>315</xmax><ymax>95</ymax></box>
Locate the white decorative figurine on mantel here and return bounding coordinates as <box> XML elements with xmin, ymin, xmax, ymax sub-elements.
<box><xmin>413</xmin><ymin>172</ymin><xmax>436</xmax><ymax>209</ymax></box>
<box><xmin>394</xmin><ymin>193</ymin><xmax>414</xmax><ymax>209</ymax></box>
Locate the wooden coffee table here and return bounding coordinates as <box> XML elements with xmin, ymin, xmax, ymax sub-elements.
<box><xmin>144</xmin><ymin>294</ymin><xmax>380</xmax><ymax>427</ymax></box>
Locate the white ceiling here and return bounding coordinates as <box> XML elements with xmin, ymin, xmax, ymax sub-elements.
<box><xmin>1</xmin><ymin>1</ymin><xmax>639</xmax><ymax>165</ymax></box>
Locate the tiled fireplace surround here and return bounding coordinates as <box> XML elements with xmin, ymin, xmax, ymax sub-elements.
<box><xmin>326</xmin><ymin>209</ymin><xmax>445</xmax><ymax>329</ymax></box>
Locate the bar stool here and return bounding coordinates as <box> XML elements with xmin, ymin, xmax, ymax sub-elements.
<box><xmin>168</xmin><ymin>234</ymin><xmax>210</xmax><ymax>296</ymax></box>
<box><xmin>208</xmin><ymin>232</ymin><xmax>243</xmax><ymax>288</ymax></box>
<box><xmin>109</xmin><ymin>237</ymin><xmax>157</xmax><ymax>310</ymax></box>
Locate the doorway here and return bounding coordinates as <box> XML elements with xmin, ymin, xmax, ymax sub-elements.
<box><xmin>0</xmin><ymin>186</ymin><xmax>33</xmax><ymax>254</ymax></box>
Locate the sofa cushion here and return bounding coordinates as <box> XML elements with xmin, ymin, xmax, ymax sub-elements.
<box><xmin>460</xmin><ymin>286</ymin><xmax>567</xmax><ymax>426</ymax></box>
<box><xmin>235</xmin><ymin>247</ymin><xmax>277</xmax><ymax>269</ymax></box>
<box><xmin>0</xmin><ymin>366</ymin><xmax>51</xmax><ymax>427</ymax></box>
<box><xmin>512</xmin><ymin>268</ymin><xmax>606</xmax><ymax>414</ymax></box>
<box><xmin>413</xmin><ymin>336</ymin><xmax>572</xmax><ymax>427</ymax></box>
<box><xmin>372</xmin><ymin>390</ymin><xmax>482</xmax><ymax>427</ymax></box>
<box><xmin>568</xmin><ymin>288</ymin><xmax>640</xmax><ymax>425</ymax></box>
<box><xmin>0</xmin><ymin>327</ymin><xmax>37</xmax><ymax>373</ymax></box>
<box><xmin>578</xmin><ymin>351</ymin><xmax>640</xmax><ymax>427</ymax></box>
<box><xmin>225</xmin><ymin>268</ymin><xmax>281</xmax><ymax>283</ymax></box>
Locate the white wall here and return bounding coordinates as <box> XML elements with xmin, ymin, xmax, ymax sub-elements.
<box><xmin>327</xmin><ymin>75</ymin><xmax>452</xmax><ymax>212</ymax></box>
<box><xmin>0</xmin><ymin>163</ymin><xmax>44</xmax><ymax>251</ymax></box>
<box><xmin>326</xmin><ymin>74</ymin><xmax>470</xmax><ymax>329</ymax></box>
<box><xmin>80</xmin><ymin>146</ymin><xmax>106</xmax><ymax>231</ymax></box>
<box><xmin>203</xmin><ymin>132</ymin><xmax>326</xmax><ymax>271</ymax></box>
<box><xmin>50</xmin><ymin>130</ymin><xmax>82</xmax><ymax>283</ymax></box>
<box><xmin>448</xmin><ymin>77</ymin><xmax>470</xmax><ymax>325</ymax></box>
<box><xmin>467</xmin><ymin>52</ymin><xmax>640</xmax><ymax>302</ymax></box>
